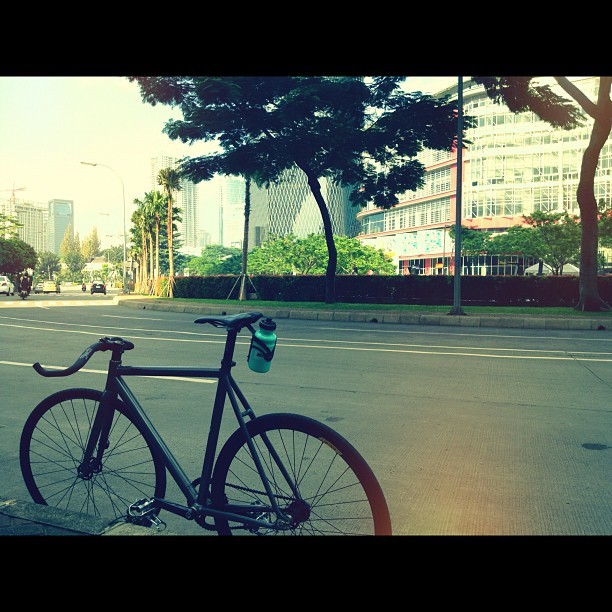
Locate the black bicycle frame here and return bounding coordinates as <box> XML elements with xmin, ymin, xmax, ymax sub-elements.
<box><xmin>84</xmin><ymin>327</ymin><xmax>298</xmax><ymax>529</ymax></box>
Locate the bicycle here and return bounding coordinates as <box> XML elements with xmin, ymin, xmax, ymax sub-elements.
<box><xmin>19</xmin><ymin>311</ymin><xmax>392</xmax><ymax>535</ymax></box>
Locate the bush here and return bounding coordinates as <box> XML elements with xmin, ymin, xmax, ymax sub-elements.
<box><xmin>168</xmin><ymin>274</ymin><xmax>612</xmax><ymax>308</ymax></box>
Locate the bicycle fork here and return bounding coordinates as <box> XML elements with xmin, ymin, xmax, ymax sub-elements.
<box><xmin>78</xmin><ymin>390</ymin><xmax>116</xmax><ymax>481</ymax></box>
<box><xmin>80</xmin><ymin>390</ymin><xmax>167</xmax><ymax>530</ymax></box>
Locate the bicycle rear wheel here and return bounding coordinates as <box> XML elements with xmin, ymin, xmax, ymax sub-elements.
<box><xmin>211</xmin><ymin>413</ymin><xmax>392</xmax><ymax>535</ymax></box>
<box><xmin>20</xmin><ymin>388</ymin><xmax>167</xmax><ymax>523</ymax></box>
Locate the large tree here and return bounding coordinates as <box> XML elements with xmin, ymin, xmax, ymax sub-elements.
<box><xmin>37</xmin><ymin>251</ymin><xmax>61</xmax><ymax>280</ymax></box>
<box><xmin>129</xmin><ymin>76</ymin><xmax>464</xmax><ymax>303</ymax></box>
<box><xmin>0</xmin><ymin>237</ymin><xmax>37</xmax><ymax>277</ymax></box>
<box><xmin>472</xmin><ymin>76</ymin><xmax>611</xmax><ymax>311</ymax></box>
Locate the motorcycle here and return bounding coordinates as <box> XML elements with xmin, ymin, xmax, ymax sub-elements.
<box><xmin>82</xmin><ymin>283</ymin><xmax>87</xmax><ymax>292</ymax></box>
<box><xmin>19</xmin><ymin>288</ymin><xmax>29</xmax><ymax>300</ymax></box>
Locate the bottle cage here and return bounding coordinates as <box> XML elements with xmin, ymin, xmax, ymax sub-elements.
<box><xmin>249</xmin><ymin>335</ymin><xmax>276</xmax><ymax>362</ymax></box>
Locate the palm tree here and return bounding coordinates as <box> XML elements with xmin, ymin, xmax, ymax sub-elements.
<box><xmin>131</xmin><ymin>201</ymin><xmax>149</xmax><ymax>288</ymax></box>
<box><xmin>146</xmin><ymin>190</ymin><xmax>166</xmax><ymax>280</ymax></box>
<box><xmin>157</xmin><ymin>167</ymin><xmax>182</xmax><ymax>297</ymax></box>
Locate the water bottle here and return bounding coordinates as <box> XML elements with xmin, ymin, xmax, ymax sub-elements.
<box><xmin>247</xmin><ymin>318</ymin><xmax>277</xmax><ymax>373</ymax></box>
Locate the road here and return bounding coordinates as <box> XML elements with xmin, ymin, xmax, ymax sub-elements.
<box><xmin>1</xmin><ymin>291</ymin><xmax>611</xmax><ymax>535</ymax></box>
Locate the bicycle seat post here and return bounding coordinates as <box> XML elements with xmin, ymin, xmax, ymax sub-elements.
<box><xmin>220</xmin><ymin>328</ymin><xmax>240</xmax><ymax>371</ymax></box>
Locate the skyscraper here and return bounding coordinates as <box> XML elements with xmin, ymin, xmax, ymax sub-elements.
<box><xmin>48</xmin><ymin>199</ymin><xmax>73</xmax><ymax>255</ymax></box>
<box><xmin>248</xmin><ymin>165</ymin><xmax>360</xmax><ymax>249</ymax></box>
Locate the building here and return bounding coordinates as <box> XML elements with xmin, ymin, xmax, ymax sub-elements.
<box><xmin>357</xmin><ymin>77</ymin><xmax>612</xmax><ymax>275</ymax></box>
<box><xmin>47</xmin><ymin>199</ymin><xmax>73</xmax><ymax>255</ymax></box>
<box><xmin>248</xmin><ymin>165</ymin><xmax>360</xmax><ymax>249</ymax></box>
<box><xmin>218</xmin><ymin>176</ymin><xmax>246</xmax><ymax>248</ymax></box>
<box><xmin>0</xmin><ymin>192</ymin><xmax>49</xmax><ymax>252</ymax></box>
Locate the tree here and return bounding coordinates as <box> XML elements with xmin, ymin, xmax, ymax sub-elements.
<box><xmin>59</xmin><ymin>225</ymin><xmax>86</xmax><ymax>281</ymax></box>
<box><xmin>0</xmin><ymin>237</ymin><xmax>37</xmax><ymax>278</ymax></box>
<box><xmin>0</xmin><ymin>211</ymin><xmax>21</xmax><ymax>239</ymax></box>
<box><xmin>81</xmin><ymin>227</ymin><xmax>101</xmax><ymax>261</ymax></box>
<box><xmin>488</xmin><ymin>225</ymin><xmax>542</xmax><ymax>273</ymax></box>
<box><xmin>187</xmin><ymin>245</ymin><xmax>242</xmax><ymax>275</ymax></box>
<box><xmin>129</xmin><ymin>76</ymin><xmax>465</xmax><ymax>303</ymax></box>
<box><xmin>131</xmin><ymin>198</ymin><xmax>150</xmax><ymax>287</ymax></box>
<box><xmin>37</xmin><ymin>251</ymin><xmax>61</xmax><ymax>280</ymax></box>
<box><xmin>146</xmin><ymin>190</ymin><xmax>166</xmax><ymax>279</ymax></box>
<box><xmin>522</xmin><ymin>211</ymin><xmax>581</xmax><ymax>274</ymax></box>
<box><xmin>103</xmin><ymin>245</ymin><xmax>123</xmax><ymax>268</ymax></box>
<box><xmin>238</xmin><ymin>176</ymin><xmax>251</xmax><ymax>300</ymax></box>
<box><xmin>157</xmin><ymin>167</ymin><xmax>182</xmax><ymax>297</ymax></box>
<box><xmin>472</xmin><ymin>76</ymin><xmax>611</xmax><ymax>311</ymax></box>
<box><xmin>247</xmin><ymin>234</ymin><xmax>396</xmax><ymax>275</ymax></box>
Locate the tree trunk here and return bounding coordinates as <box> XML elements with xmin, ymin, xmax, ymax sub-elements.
<box><xmin>239</xmin><ymin>177</ymin><xmax>251</xmax><ymax>301</ymax></box>
<box><xmin>167</xmin><ymin>196</ymin><xmax>174</xmax><ymax>298</ymax></box>
<box><xmin>575</xmin><ymin>79</ymin><xmax>612</xmax><ymax>311</ymax></box>
<box><xmin>304</xmin><ymin>172</ymin><xmax>337</xmax><ymax>304</ymax></box>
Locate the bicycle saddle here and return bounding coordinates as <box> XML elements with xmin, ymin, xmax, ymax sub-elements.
<box><xmin>194</xmin><ymin>312</ymin><xmax>264</xmax><ymax>330</ymax></box>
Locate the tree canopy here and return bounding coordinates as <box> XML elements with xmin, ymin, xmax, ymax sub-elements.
<box><xmin>247</xmin><ymin>234</ymin><xmax>396</xmax><ymax>275</ymax></box>
<box><xmin>0</xmin><ymin>237</ymin><xmax>37</xmax><ymax>277</ymax></box>
<box><xmin>129</xmin><ymin>76</ymin><xmax>467</xmax><ymax>303</ymax></box>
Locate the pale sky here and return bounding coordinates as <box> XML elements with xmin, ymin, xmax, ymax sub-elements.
<box><xmin>0</xmin><ymin>76</ymin><xmax>456</xmax><ymax>250</ymax></box>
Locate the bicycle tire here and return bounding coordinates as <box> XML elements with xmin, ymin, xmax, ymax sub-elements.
<box><xmin>20</xmin><ymin>388</ymin><xmax>167</xmax><ymax>523</ymax></box>
<box><xmin>211</xmin><ymin>413</ymin><xmax>392</xmax><ymax>535</ymax></box>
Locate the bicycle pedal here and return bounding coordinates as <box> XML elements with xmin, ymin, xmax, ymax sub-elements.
<box><xmin>128</xmin><ymin>498</ymin><xmax>155</xmax><ymax>517</ymax></box>
<box><xmin>127</xmin><ymin>498</ymin><xmax>166</xmax><ymax>530</ymax></box>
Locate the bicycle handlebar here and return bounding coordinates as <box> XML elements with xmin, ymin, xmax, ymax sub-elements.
<box><xmin>33</xmin><ymin>337</ymin><xmax>135</xmax><ymax>378</ymax></box>
<box><xmin>33</xmin><ymin>313</ymin><xmax>268</xmax><ymax>378</ymax></box>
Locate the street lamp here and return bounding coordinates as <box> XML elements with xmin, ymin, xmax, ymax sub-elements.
<box><xmin>81</xmin><ymin>161</ymin><xmax>127</xmax><ymax>292</ymax></box>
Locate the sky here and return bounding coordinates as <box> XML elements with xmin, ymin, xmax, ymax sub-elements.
<box><xmin>0</xmin><ymin>76</ymin><xmax>457</xmax><ymax>250</ymax></box>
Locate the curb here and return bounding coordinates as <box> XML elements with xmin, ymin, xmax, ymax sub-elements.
<box><xmin>113</xmin><ymin>296</ymin><xmax>611</xmax><ymax>331</ymax></box>
<box><xmin>0</xmin><ymin>497</ymin><xmax>174</xmax><ymax>536</ymax></box>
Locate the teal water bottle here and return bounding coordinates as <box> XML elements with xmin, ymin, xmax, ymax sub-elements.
<box><xmin>247</xmin><ymin>318</ymin><xmax>277</xmax><ymax>373</ymax></box>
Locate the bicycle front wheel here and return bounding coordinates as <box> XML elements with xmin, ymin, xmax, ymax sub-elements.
<box><xmin>211</xmin><ymin>413</ymin><xmax>392</xmax><ymax>535</ymax></box>
<box><xmin>20</xmin><ymin>388</ymin><xmax>167</xmax><ymax>523</ymax></box>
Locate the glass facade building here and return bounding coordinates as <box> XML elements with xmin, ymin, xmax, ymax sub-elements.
<box><xmin>248</xmin><ymin>165</ymin><xmax>360</xmax><ymax>249</ymax></box>
<box><xmin>357</xmin><ymin>77</ymin><xmax>612</xmax><ymax>275</ymax></box>
<box><xmin>47</xmin><ymin>199</ymin><xmax>73</xmax><ymax>255</ymax></box>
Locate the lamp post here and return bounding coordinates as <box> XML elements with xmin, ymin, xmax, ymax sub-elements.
<box><xmin>81</xmin><ymin>161</ymin><xmax>127</xmax><ymax>292</ymax></box>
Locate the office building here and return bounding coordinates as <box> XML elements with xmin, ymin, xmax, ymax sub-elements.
<box><xmin>219</xmin><ymin>176</ymin><xmax>246</xmax><ymax>248</ymax></box>
<box><xmin>15</xmin><ymin>200</ymin><xmax>48</xmax><ymax>253</ymax></box>
<box><xmin>248</xmin><ymin>165</ymin><xmax>360</xmax><ymax>249</ymax></box>
<box><xmin>47</xmin><ymin>199</ymin><xmax>73</xmax><ymax>255</ymax></box>
<box><xmin>357</xmin><ymin>77</ymin><xmax>611</xmax><ymax>274</ymax></box>
<box><xmin>1</xmin><ymin>193</ymin><xmax>48</xmax><ymax>252</ymax></box>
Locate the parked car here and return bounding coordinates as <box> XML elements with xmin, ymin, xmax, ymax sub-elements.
<box><xmin>34</xmin><ymin>281</ymin><xmax>44</xmax><ymax>294</ymax></box>
<box><xmin>0</xmin><ymin>275</ymin><xmax>15</xmax><ymax>296</ymax></box>
<box><xmin>42</xmin><ymin>280</ymin><xmax>60</xmax><ymax>294</ymax></box>
<box><xmin>90</xmin><ymin>280</ymin><xmax>106</xmax><ymax>295</ymax></box>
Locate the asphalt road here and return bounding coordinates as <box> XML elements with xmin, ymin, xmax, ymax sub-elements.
<box><xmin>1</xmin><ymin>291</ymin><xmax>611</xmax><ymax>535</ymax></box>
